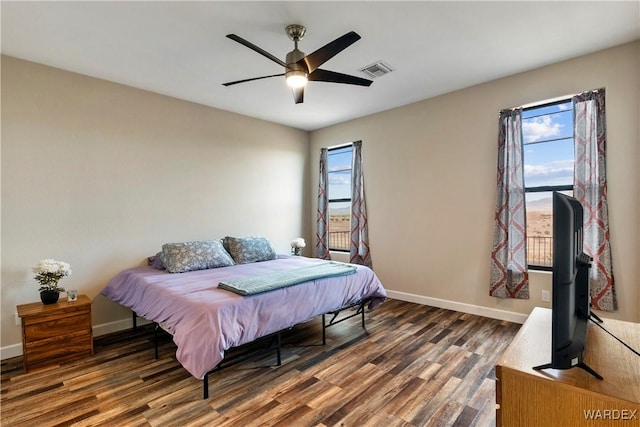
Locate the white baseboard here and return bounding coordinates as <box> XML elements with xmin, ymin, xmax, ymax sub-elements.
<box><xmin>1</xmin><ymin>317</ymin><xmax>151</xmax><ymax>360</ymax></box>
<box><xmin>386</xmin><ymin>290</ymin><xmax>528</xmax><ymax>324</ymax></box>
<box><xmin>1</xmin><ymin>344</ymin><xmax>23</xmax><ymax>361</ymax></box>
<box><xmin>92</xmin><ymin>318</ymin><xmax>133</xmax><ymax>337</ymax></box>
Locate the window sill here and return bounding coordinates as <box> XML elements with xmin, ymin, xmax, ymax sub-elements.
<box><xmin>529</xmin><ymin>269</ymin><xmax>552</xmax><ymax>276</ymax></box>
<box><xmin>329</xmin><ymin>251</ymin><xmax>350</xmax><ymax>262</ymax></box>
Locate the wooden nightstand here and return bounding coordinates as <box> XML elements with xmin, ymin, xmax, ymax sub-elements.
<box><xmin>17</xmin><ymin>295</ymin><xmax>93</xmax><ymax>373</ymax></box>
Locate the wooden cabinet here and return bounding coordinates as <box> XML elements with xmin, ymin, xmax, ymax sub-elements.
<box><xmin>17</xmin><ymin>295</ymin><xmax>93</xmax><ymax>372</ymax></box>
<box><xmin>495</xmin><ymin>307</ymin><xmax>640</xmax><ymax>426</ymax></box>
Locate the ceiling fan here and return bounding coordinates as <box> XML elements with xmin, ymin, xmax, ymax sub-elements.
<box><xmin>223</xmin><ymin>25</ymin><xmax>373</xmax><ymax>104</ymax></box>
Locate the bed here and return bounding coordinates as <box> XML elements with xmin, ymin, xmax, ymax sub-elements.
<box><xmin>101</xmin><ymin>242</ymin><xmax>386</xmax><ymax>399</ymax></box>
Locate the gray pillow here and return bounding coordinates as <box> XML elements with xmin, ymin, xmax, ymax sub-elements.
<box><xmin>148</xmin><ymin>252</ymin><xmax>165</xmax><ymax>270</ymax></box>
<box><xmin>223</xmin><ymin>236</ymin><xmax>277</xmax><ymax>264</ymax></box>
<box><xmin>161</xmin><ymin>240</ymin><xmax>234</xmax><ymax>273</ymax></box>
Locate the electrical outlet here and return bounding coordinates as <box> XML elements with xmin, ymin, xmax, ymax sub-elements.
<box><xmin>541</xmin><ymin>290</ymin><xmax>551</xmax><ymax>302</ymax></box>
<box><xmin>14</xmin><ymin>313</ymin><xmax>20</xmax><ymax>326</ymax></box>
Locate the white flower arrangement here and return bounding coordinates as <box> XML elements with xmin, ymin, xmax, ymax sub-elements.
<box><xmin>33</xmin><ymin>259</ymin><xmax>72</xmax><ymax>292</ymax></box>
<box><xmin>291</xmin><ymin>238</ymin><xmax>306</xmax><ymax>255</ymax></box>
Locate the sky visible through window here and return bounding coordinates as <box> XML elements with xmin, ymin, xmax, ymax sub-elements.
<box><xmin>522</xmin><ymin>101</ymin><xmax>573</xmax><ymax>202</ymax></box>
<box><xmin>328</xmin><ymin>145</ymin><xmax>352</xmax><ymax>203</ymax></box>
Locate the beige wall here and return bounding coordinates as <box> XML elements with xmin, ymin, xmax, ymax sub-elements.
<box><xmin>310</xmin><ymin>41</ymin><xmax>640</xmax><ymax>323</ymax></box>
<box><xmin>1</xmin><ymin>56</ymin><xmax>310</xmax><ymax>355</ymax></box>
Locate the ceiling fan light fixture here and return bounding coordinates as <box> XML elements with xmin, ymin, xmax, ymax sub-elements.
<box><xmin>224</xmin><ymin>25</ymin><xmax>372</xmax><ymax>103</ymax></box>
<box><xmin>286</xmin><ymin>70</ymin><xmax>308</xmax><ymax>88</ymax></box>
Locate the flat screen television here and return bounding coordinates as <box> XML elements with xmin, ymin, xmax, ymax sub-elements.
<box><xmin>533</xmin><ymin>192</ymin><xmax>603</xmax><ymax>379</ymax></box>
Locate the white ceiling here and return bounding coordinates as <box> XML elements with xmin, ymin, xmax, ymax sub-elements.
<box><xmin>2</xmin><ymin>1</ymin><xmax>639</xmax><ymax>131</ymax></box>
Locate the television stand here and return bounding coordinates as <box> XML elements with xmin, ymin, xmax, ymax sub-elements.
<box><xmin>533</xmin><ymin>361</ymin><xmax>603</xmax><ymax>380</ymax></box>
<box><xmin>496</xmin><ymin>307</ymin><xmax>640</xmax><ymax>426</ymax></box>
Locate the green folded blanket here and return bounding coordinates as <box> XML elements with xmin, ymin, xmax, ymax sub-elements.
<box><xmin>218</xmin><ymin>262</ymin><xmax>357</xmax><ymax>296</ymax></box>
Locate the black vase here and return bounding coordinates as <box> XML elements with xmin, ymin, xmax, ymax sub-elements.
<box><xmin>40</xmin><ymin>290</ymin><xmax>60</xmax><ymax>305</ymax></box>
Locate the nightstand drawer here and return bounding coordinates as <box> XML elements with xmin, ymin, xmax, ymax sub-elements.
<box><xmin>23</xmin><ymin>310</ymin><xmax>91</xmax><ymax>342</ymax></box>
<box><xmin>24</xmin><ymin>331</ymin><xmax>93</xmax><ymax>370</ymax></box>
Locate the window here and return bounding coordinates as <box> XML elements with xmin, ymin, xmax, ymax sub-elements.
<box><xmin>327</xmin><ymin>144</ymin><xmax>353</xmax><ymax>251</ymax></box>
<box><xmin>522</xmin><ymin>99</ymin><xmax>574</xmax><ymax>269</ymax></box>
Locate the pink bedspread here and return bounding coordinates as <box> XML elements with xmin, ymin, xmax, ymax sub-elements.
<box><xmin>101</xmin><ymin>255</ymin><xmax>386</xmax><ymax>379</ymax></box>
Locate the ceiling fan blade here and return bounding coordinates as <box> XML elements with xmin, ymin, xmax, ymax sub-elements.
<box><xmin>222</xmin><ymin>73</ymin><xmax>284</xmax><ymax>86</ymax></box>
<box><xmin>226</xmin><ymin>34</ymin><xmax>287</xmax><ymax>68</ymax></box>
<box><xmin>308</xmin><ymin>69</ymin><xmax>373</xmax><ymax>87</ymax></box>
<box><xmin>300</xmin><ymin>31</ymin><xmax>361</xmax><ymax>73</ymax></box>
<box><xmin>292</xmin><ymin>86</ymin><xmax>304</xmax><ymax>104</ymax></box>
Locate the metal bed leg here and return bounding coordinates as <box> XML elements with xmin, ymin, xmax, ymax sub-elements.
<box><xmin>201</xmin><ymin>331</ymin><xmax>282</xmax><ymax>400</ymax></box>
<box><xmin>322</xmin><ymin>314</ymin><xmax>326</xmax><ymax>345</ymax></box>
<box><xmin>276</xmin><ymin>332</ymin><xmax>282</xmax><ymax>366</ymax></box>
<box><xmin>321</xmin><ymin>299</ymin><xmax>370</xmax><ymax>346</ymax></box>
<box><xmin>154</xmin><ymin>324</ymin><xmax>159</xmax><ymax>360</ymax></box>
<box><xmin>203</xmin><ymin>373</ymin><xmax>209</xmax><ymax>399</ymax></box>
<box><xmin>132</xmin><ymin>311</ymin><xmax>137</xmax><ymax>331</ymax></box>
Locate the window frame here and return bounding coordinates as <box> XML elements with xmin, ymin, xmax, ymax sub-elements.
<box><xmin>522</xmin><ymin>98</ymin><xmax>574</xmax><ymax>271</ymax></box>
<box><xmin>327</xmin><ymin>143</ymin><xmax>353</xmax><ymax>252</ymax></box>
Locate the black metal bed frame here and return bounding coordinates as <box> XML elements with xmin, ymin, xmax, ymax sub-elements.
<box><xmin>132</xmin><ymin>299</ymin><xmax>370</xmax><ymax>399</ymax></box>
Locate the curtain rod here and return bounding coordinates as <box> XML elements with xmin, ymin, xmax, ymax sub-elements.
<box><xmin>327</xmin><ymin>141</ymin><xmax>359</xmax><ymax>151</ymax></box>
<box><xmin>502</xmin><ymin>88</ymin><xmax>604</xmax><ymax>113</ymax></box>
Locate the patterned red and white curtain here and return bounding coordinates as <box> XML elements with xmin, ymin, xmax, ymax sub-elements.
<box><xmin>490</xmin><ymin>109</ymin><xmax>529</xmax><ymax>299</ymax></box>
<box><xmin>316</xmin><ymin>148</ymin><xmax>331</xmax><ymax>260</ymax></box>
<box><xmin>573</xmin><ymin>89</ymin><xmax>617</xmax><ymax>312</ymax></box>
<box><xmin>349</xmin><ymin>141</ymin><xmax>372</xmax><ymax>268</ymax></box>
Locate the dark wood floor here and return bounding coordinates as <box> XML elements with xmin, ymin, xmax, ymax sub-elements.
<box><xmin>1</xmin><ymin>299</ymin><xmax>521</xmax><ymax>427</ymax></box>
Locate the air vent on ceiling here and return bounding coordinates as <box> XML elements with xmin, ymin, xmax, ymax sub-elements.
<box><xmin>358</xmin><ymin>60</ymin><xmax>394</xmax><ymax>78</ymax></box>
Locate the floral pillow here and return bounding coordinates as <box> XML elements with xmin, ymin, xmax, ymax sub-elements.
<box><xmin>161</xmin><ymin>240</ymin><xmax>234</xmax><ymax>273</ymax></box>
<box><xmin>223</xmin><ymin>236</ymin><xmax>277</xmax><ymax>264</ymax></box>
